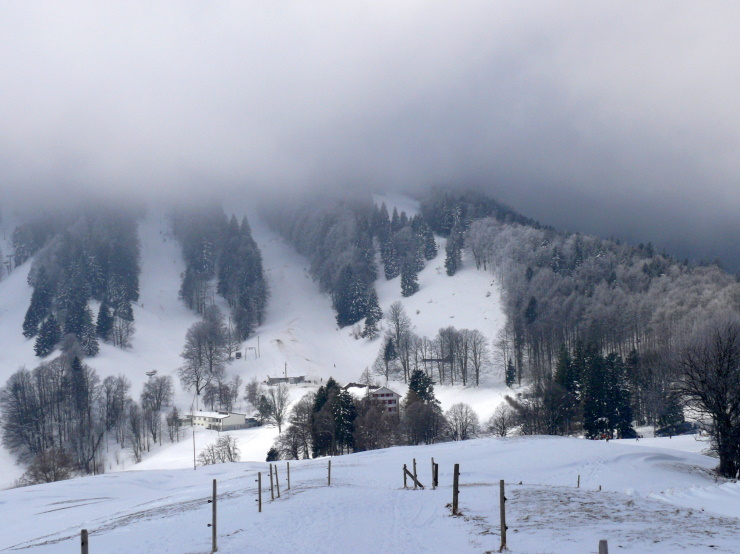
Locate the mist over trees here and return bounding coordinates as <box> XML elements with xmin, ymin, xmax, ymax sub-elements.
<box><xmin>17</xmin><ymin>207</ymin><xmax>141</xmax><ymax>357</ymax></box>
<box><xmin>264</xmin><ymin>194</ymin><xmax>438</xmax><ymax>334</ymax></box>
<box><xmin>420</xmin><ymin>188</ymin><xmax>740</xmax><ymax>446</ymax></box>
<box><xmin>172</xmin><ymin>205</ymin><xmax>268</xmax><ymax>340</ymax></box>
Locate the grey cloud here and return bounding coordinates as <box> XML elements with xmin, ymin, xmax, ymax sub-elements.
<box><xmin>0</xmin><ymin>1</ymin><xmax>738</xmax><ymax>268</ymax></box>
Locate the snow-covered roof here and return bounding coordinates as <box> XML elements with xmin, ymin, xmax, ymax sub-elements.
<box><xmin>371</xmin><ymin>386</ymin><xmax>400</xmax><ymax>397</ymax></box>
<box><xmin>192</xmin><ymin>411</ymin><xmax>245</xmax><ymax>419</ymax></box>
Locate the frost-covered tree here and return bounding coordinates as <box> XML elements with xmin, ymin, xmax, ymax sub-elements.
<box><xmin>34</xmin><ymin>314</ymin><xmax>61</xmax><ymax>357</ymax></box>
<box><xmin>400</xmin><ymin>259</ymin><xmax>419</xmax><ymax>297</ymax></box>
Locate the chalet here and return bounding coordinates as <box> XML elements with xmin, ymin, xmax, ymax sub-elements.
<box><xmin>191</xmin><ymin>411</ymin><xmax>247</xmax><ymax>431</ymax></box>
<box><xmin>370</xmin><ymin>386</ymin><xmax>401</xmax><ymax>413</ymax></box>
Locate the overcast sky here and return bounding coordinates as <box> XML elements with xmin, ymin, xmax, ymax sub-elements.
<box><xmin>1</xmin><ymin>1</ymin><xmax>738</xmax><ymax>269</ymax></box>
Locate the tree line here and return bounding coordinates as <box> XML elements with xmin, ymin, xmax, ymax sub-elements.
<box><xmin>20</xmin><ymin>207</ymin><xmax>141</xmax><ymax>357</ymax></box>
<box><xmin>372</xmin><ymin>301</ymin><xmax>492</xmax><ymax>386</ymax></box>
<box><xmin>172</xmin><ymin>205</ymin><xmax>268</xmax><ymax>340</ymax></box>
<box><xmin>270</xmin><ymin>371</ymin><xmax>484</xmax><ymax>461</ymax></box>
<box><xmin>0</xmin><ymin>352</ymin><xmax>181</xmax><ymax>484</ymax></box>
<box><xmin>264</xmin><ymin>193</ymin><xmax>439</xmax><ymax>337</ymax></box>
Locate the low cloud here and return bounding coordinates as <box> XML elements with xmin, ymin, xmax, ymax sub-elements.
<box><xmin>1</xmin><ymin>1</ymin><xmax>738</xmax><ymax>268</ymax></box>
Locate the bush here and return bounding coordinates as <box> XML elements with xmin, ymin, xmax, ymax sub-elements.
<box><xmin>198</xmin><ymin>435</ymin><xmax>240</xmax><ymax>465</ymax></box>
<box><xmin>16</xmin><ymin>448</ymin><xmax>74</xmax><ymax>486</ymax></box>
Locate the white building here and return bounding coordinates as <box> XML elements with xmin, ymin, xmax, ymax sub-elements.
<box><xmin>370</xmin><ymin>386</ymin><xmax>401</xmax><ymax>413</ymax></box>
<box><xmin>191</xmin><ymin>411</ymin><xmax>247</xmax><ymax>431</ymax></box>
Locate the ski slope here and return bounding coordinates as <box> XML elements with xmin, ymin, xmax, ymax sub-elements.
<box><xmin>0</xmin><ymin>194</ymin><xmax>509</xmax><ymax>487</ymax></box>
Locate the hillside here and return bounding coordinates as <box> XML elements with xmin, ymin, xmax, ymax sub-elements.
<box><xmin>0</xmin><ymin>194</ymin><xmax>508</xmax><ymax>488</ymax></box>
<box><xmin>2</xmin><ymin>436</ymin><xmax>739</xmax><ymax>553</ymax></box>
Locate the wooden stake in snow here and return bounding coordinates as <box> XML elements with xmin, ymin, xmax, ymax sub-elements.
<box><xmin>599</xmin><ymin>539</ymin><xmax>609</xmax><ymax>553</ymax></box>
<box><xmin>413</xmin><ymin>458</ymin><xmax>418</xmax><ymax>490</ymax></box>
<box><xmin>499</xmin><ymin>479</ymin><xmax>507</xmax><ymax>552</ymax></box>
<box><xmin>452</xmin><ymin>463</ymin><xmax>460</xmax><ymax>515</ymax></box>
<box><xmin>577</xmin><ymin>474</ymin><xmax>580</xmax><ymax>488</ymax></box>
<box><xmin>287</xmin><ymin>462</ymin><xmax>291</xmax><ymax>490</ymax></box>
<box><xmin>431</xmin><ymin>458</ymin><xmax>435</xmax><ymax>490</ymax></box>
<box><xmin>257</xmin><ymin>472</ymin><xmax>262</xmax><ymax>513</ymax></box>
<box><xmin>328</xmin><ymin>459</ymin><xmax>332</xmax><ymax>486</ymax></box>
<box><xmin>269</xmin><ymin>464</ymin><xmax>275</xmax><ymax>500</ymax></box>
<box><xmin>208</xmin><ymin>479</ymin><xmax>218</xmax><ymax>553</ymax></box>
<box><xmin>403</xmin><ymin>464</ymin><xmax>425</xmax><ymax>489</ymax></box>
<box><xmin>81</xmin><ymin>529</ymin><xmax>89</xmax><ymax>554</ymax></box>
<box><xmin>275</xmin><ymin>465</ymin><xmax>281</xmax><ymax>498</ymax></box>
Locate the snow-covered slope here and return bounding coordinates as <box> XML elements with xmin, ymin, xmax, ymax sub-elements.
<box><xmin>0</xmin><ymin>194</ymin><xmax>509</xmax><ymax>487</ymax></box>
<box><xmin>2</xmin><ymin>436</ymin><xmax>739</xmax><ymax>553</ymax></box>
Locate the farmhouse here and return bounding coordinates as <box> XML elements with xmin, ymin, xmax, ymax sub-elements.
<box><xmin>370</xmin><ymin>386</ymin><xmax>401</xmax><ymax>413</ymax></box>
<box><xmin>191</xmin><ymin>411</ymin><xmax>247</xmax><ymax>431</ymax></box>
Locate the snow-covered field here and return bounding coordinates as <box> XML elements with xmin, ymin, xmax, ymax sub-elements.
<box><xmin>3</xmin><ymin>436</ymin><xmax>739</xmax><ymax>553</ymax></box>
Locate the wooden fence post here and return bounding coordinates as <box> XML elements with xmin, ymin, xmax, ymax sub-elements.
<box><xmin>452</xmin><ymin>463</ymin><xmax>460</xmax><ymax>515</ymax></box>
<box><xmin>211</xmin><ymin>479</ymin><xmax>218</xmax><ymax>552</ymax></box>
<box><xmin>434</xmin><ymin>463</ymin><xmax>439</xmax><ymax>489</ymax></box>
<box><xmin>81</xmin><ymin>529</ymin><xmax>88</xmax><ymax>554</ymax></box>
<box><xmin>269</xmin><ymin>464</ymin><xmax>275</xmax><ymax>500</ymax></box>
<box><xmin>499</xmin><ymin>479</ymin><xmax>507</xmax><ymax>552</ymax></box>
<box><xmin>257</xmin><ymin>472</ymin><xmax>262</xmax><ymax>513</ymax></box>
<box><xmin>413</xmin><ymin>458</ymin><xmax>418</xmax><ymax>490</ymax></box>
<box><xmin>287</xmin><ymin>462</ymin><xmax>291</xmax><ymax>490</ymax></box>
<box><xmin>276</xmin><ymin>465</ymin><xmax>281</xmax><ymax>498</ymax></box>
<box><xmin>403</xmin><ymin>464</ymin><xmax>408</xmax><ymax>488</ymax></box>
<box><xmin>599</xmin><ymin>539</ymin><xmax>609</xmax><ymax>554</ymax></box>
<box><xmin>577</xmin><ymin>474</ymin><xmax>580</xmax><ymax>488</ymax></box>
<box><xmin>328</xmin><ymin>459</ymin><xmax>331</xmax><ymax>486</ymax></box>
<box><xmin>431</xmin><ymin>458</ymin><xmax>435</xmax><ymax>490</ymax></box>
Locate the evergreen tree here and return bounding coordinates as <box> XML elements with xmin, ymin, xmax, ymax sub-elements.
<box><xmin>382</xmin><ymin>239</ymin><xmax>401</xmax><ymax>280</ymax></box>
<box><xmin>391</xmin><ymin>207</ymin><xmax>401</xmax><ymax>232</ymax></box>
<box><xmin>444</xmin><ymin>226</ymin><xmax>463</xmax><ymax>276</ymax></box>
<box><xmin>400</xmin><ymin>259</ymin><xmax>419</xmax><ymax>297</ymax></box>
<box><xmin>581</xmin><ymin>343</ymin><xmax>609</xmax><ymax>439</ymax></box>
<box><xmin>334</xmin><ymin>266</ymin><xmax>367</xmax><ymax>328</ymax></box>
<box><xmin>524</xmin><ymin>296</ymin><xmax>538</xmax><ymax>325</ymax></box>
<box><xmin>96</xmin><ymin>302</ymin><xmax>113</xmax><ymax>341</ymax></box>
<box><xmin>505</xmin><ymin>358</ymin><xmax>516</xmax><ymax>388</ymax></box>
<box><xmin>362</xmin><ymin>288</ymin><xmax>383</xmax><ymax>339</ymax></box>
<box><xmin>332</xmin><ymin>389</ymin><xmax>358</xmax><ymax>453</ymax></box>
<box><xmin>554</xmin><ymin>344</ymin><xmax>576</xmax><ymax>394</ymax></box>
<box><xmin>34</xmin><ymin>314</ymin><xmax>61</xmax><ymax>357</ymax></box>
<box><xmin>22</xmin><ymin>267</ymin><xmax>52</xmax><ymax>338</ymax></box>
<box><xmin>376</xmin><ymin>203</ymin><xmax>391</xmax><ymax>240</ymax></box>
<box><xmin>312</xmin><ymin>378</ymin><xmax>341</xmax><ymax>457</ymax></box>
<box><xmin>407</xmin><ymin>369</ymin><xmax>437</xmax><ymax>404</ymax></box>
<box><xmin>79</xmin><ymin>307</ymin><xmax>99</xmax><ymax>356</ymax></box>
<box><xmin>604</xmin><ymin>353</ymin><xmax>634</xmax><ymax>438</ymax></box>
<box><xmin>420</xmin><ymin>220</ymin><xmax>437</xmax><ymax>260</ymax></box>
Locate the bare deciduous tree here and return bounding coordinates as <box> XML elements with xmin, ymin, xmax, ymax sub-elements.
<box><xmin>178</xmin><ymin>316</ymin><xmax>227</xmax><ymax>408</ymax></box>
<box><xmin>267</xmin><ymin>383</ymin><xmax>291</xmax><ymax>434</ymax></box>
<box><xmin>487</xmin><ymin>404</ymin><xmax>516</xmax><ymax>437</ymax></box>
<box><xmin>445</xmin><ymin>402</ymin><xmax>480</xmax><ymax>441</ymax></box>
<box><xmin>679</xmin><ymin>319</ymin><xmax>740</xmax><ymax>478</ymax></box>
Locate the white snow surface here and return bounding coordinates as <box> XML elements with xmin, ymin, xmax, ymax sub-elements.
<box><xmin>2</xmin><ymin>436</ymin><xmax>740</xmax><ymax>553</ymax></box>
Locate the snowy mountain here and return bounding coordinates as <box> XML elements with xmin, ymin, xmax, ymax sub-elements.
<box><xmin>2</xmin><ymin>195</ymin><xmax>740</xmax><ymax>552</ymax></box>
